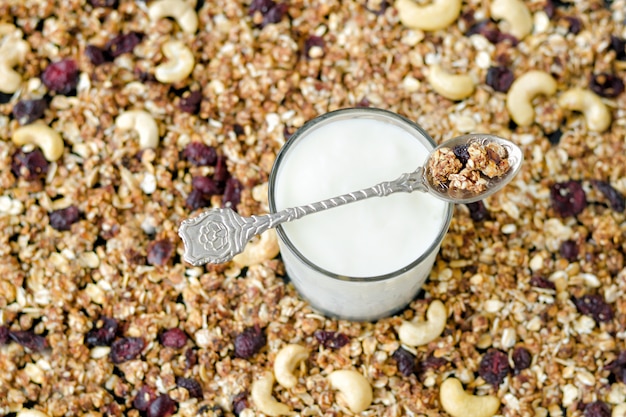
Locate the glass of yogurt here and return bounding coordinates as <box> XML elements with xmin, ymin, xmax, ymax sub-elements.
<box><xmin>268</xmin><ymin>108</ymin><xmax>454</xmax><ymax>321</ymax></box>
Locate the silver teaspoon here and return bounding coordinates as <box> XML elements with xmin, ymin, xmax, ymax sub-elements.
<box><xmin>178</xmin><ymin>134</ymin><xmax>523</xmax><ymax>266</ymax></box>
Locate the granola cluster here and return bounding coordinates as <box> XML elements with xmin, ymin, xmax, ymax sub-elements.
<box><xmin>0</xmin><ymin>0</ymin><xmax>626</xmax><ymax>416</ymax></box>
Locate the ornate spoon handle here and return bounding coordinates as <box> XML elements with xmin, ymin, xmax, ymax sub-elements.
<box><xmin>178</xmin><ymin>167</ymin><xmax>428</xmax><ymax>266</ymax></box>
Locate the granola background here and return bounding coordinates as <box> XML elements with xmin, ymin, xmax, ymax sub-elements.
<box><xmin>0</xmin><ymin>0</ymin><xmax>626</xmax><ymax>416</ymax></box>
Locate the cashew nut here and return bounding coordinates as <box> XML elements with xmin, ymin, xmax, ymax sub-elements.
<box><xmin>490</xmin><ymin>0</ymin><xmax>533</xmax><ymax>40</ymax></box>
<box><xmin>274</xmin><ymin>344</ymin><xmax>309</xmax><ymax>389</ymax></box>
<box><xmin>12</xmin><ymin>123</ymin><xmax>64</xmax><ymax>162</ymax></box>
<box><xmin>613</xmin><ymin>403</ymin><xmax>626</xmax><ymax>417</ymax></box>
<box><xmin>426</xmin><ymin>65</ymin><xmax>475</xmax><ymax>101</ymax></box>
<box><xmin>0</xmin><ymin>33</ymin><xmax>30</xmax><ymax>94</ymax></box>
<box><xmin>232</xmin><ymin>229</ymin><xmax>280</xmax><ymax>268</ymax></box>
<box><xmin>115</xmin><ymin>110</ymin><xmax>160</xmax><ymax>149</ymax></box>
<box><xmin>398</xmin><ymin>299</ymin><xmax>447</xmax><ymax>346</ymax></box>
<box><xmin>251</xmin><ymin>372</ymin><xmax>293</xmax><ymax>417</ymax></box>
<box><xmin>16</xmin><ymin>410</ymin><xmax>51</xmax><ymax>417</ymax></box>
<box><xmin>558</xmin><ymin>88</ymin><xmax>612</xmax><ymax>132</ymax></box>
<box><xmin>148</xmin><ymin>0</ymin><xmax>198</xmax><ymax>34</ymax></box>
<box><xmin>155</xmin><ymin>40</ymin><xmax>195</xmax><ymax>84</ymax></box>
<box><xmin>439</xmin><ymin>377</ymin><xmax>500</xmax><ymax>417</ymax></box>
<box><xmin>395</xmin><ymin>0</ymin><xmax>462</xmax><ymax>31</ymax></box>
<box><xmin>327</xmin><ymin>370</ymin><xmax>373</xmax><ymax>414</ymax></box>
<box><xmin>506</xmin><ymin>70</ymin><xmax>557</xmax><ymax>127</ymax></box>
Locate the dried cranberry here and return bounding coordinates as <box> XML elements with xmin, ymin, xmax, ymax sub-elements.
<box><xmin>178</xmin><ymin>90</ymin><xmax>203</xmax><ymax>114</ymax></box>
<box><xmin>610</xmin><ymin>35</ymin><xmax>626</xmax><ymax>61</ymax></box>
<box><xmin>222</xmin><ymin>177</ymin><xmax>243</xmax><ymax>210</ymax></box>
<box><xmin>583</xmin><ymin>401</ymin><xmax>611</xmax><ymax>417</ymax></box>
<box><xmin>147</xmin><ymin>238</ymin><xmax>174</xmax><ymax>266</ymax></box>
<box><xmin>416</xmin><ymin>355</ymin><xmax>448</xmax><ymax>374</ymax></box>
<box><xmin>185</xmin><ymin>348</ymin><xmax>197</xmax><ymax>368</ymax></box>
<box><xmin>191</xmin><ymin>177</ymin><xmax>220</xmax><ymax>197</ymax></box>
<box><xmin>85</xmin><ymin>317</ymin><xmax>119</xmax><ymax>346</ymax></box>
<box><xmin>213</xmin><ymin>156</ymin><xmax>230</xmax><ymax>184</ymax></box>
<box><xmin>11</xmin><ymin>149</ymin><xmax>49</xmax><ymax>180</ymax></box>
<box><xmin>249</xmin><ymin>0</ymin><xmax>288</xmax><ymax>27</ymax></box>
<box><xmin>466</xmin><ymin>200</ymin><xmax>489</xmax><ymax>222</ymax></box>
<box><xmin>573</xmin><ymin>294</ymin><xmax>613</xmax><ymax>323</ymax></box>
<box><xmin>90</xmin><ymin>0</ymin><xmax>118</xmax><ymax>6</ymax></box>
<box><xmin>478</xmin><ymin>349</ymin><xmax>511</xmax><ymax>386</ymax></box>
<box><xmin>9</xmin><ymin>330</ymin><xmax>48</xmax><ymax>352</ymax></box>
<box><xmin>391</xmin><ymin>347</ymin><xmax>416</xmax><ymax>376</ymax></box>
<box><xmin>160</xmin><ymin>328</ymin><xmax>188</xmax><ymax>348</ymax></box>
<box><xmin>49</xmin><ymin>206</ymin><xmax>80</xmax><ymax>231</ymax></box>
<box><xmin>183</xmin><ymin>142</ymin><xmax>217</xmax><ymax>166</ymax></box>
<box><xmin>85</xmin><ymin>45</ymin><xmax>110</xmax><ymax>66</ymax></box>
<box><xmin>314</xmin><ymin>330</ymin><xmax>350</xmax><ymax>349</ymax></box>
<box><xmin>234</xmin><ymin>325</ymin><xmax>266</xmax><ymax>359</ymax></box>
<box><xmin>176</xmin><ymin>377</ymin><xmax>203</xmax><ymax>399</ymax></box>
<box><xmin>0</xmin><ymin>326</ymin><xmax>10</xmax><ymax>345</ymax></box>
<box><xmin>303</xmin><ymin>35</ymin><xmax>324</xmax><ymax>58</ymax></box>
<box><xmin>530</xmin><ymin>275</ymin><xmax>556</xmax><ymax>290</ymax></box>
<box><xmin>453</xmin><ymin>144</ymin><xmax>470</xmax><ymax>166</ymax></box>
<box><xmin>147</xmin><ymin>394</ymin><xmax>176</xmax><ymax>417</ymax></box>
<box><xmin>550</xmin><ymin>180</ymin><xmax>587</xmax><ymax>217</ymax></box>
<box><xmin>12</xmin><ymin>98</ymin><xmax>48</xmax><ymax>125</ymax></box>
<box><xmin>109</xmin><ymin>337</ymin><xmax>145</xmax><ymax>363</ymax></box>
<box><xmin>486</xmin><ymin>66</ymin><xmax>515</xmax><ymax>93</ymax></box>
<box><xmin>232</xmin><ymin>392</ymin><xmax>249</xmax><ymax>416</ymax></box>
<box><xmin>41</xmin><ymin>59</ymin><xmax>79</xmax><ymax>95</ymax></box>
<box><xmin>592</xmin><ymin>180</ymin><xmax>625</xmax><ymax>212</ymax></box>
<box><xmin>604</xmin><ymin>351</ymin><xmax>626</xmax><ymax>383</ymax></box>
<box><xmin>564</xmin><ymin>16</ymin><xmax>582</xmax><ymax>34</ymax></box>
<box><xmin>589</xmin><ymin>73</ymin><xmax>625</xmax><ymax>98</ymax></box>
<box><xmin>186</xmin><ymin>189</ymin><xmax>211</xmax><ymax>210</ymax></box>
<box><xmin>105</xmin><ymin>32</ymin><xmax>143</xmax><ymax>58</ymax></box>
<box><xmin>512</xmin><ymin>347</ymin><xmax>532</xmax><ymax>374</ymax></box>
<box><xmin>559</xmin><ymin>239</ymin><xmax>579</xmax><ymax>262</ymax></box>
<box><xmin>133</xmin><ymin>385</ymin><xmax>157</xmax><ymax>411</ymax></box>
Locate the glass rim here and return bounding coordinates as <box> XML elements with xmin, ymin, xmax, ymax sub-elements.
<box><xmin>268</xmin><ymin>107</ymin><xmax>454</xmax><ymax>283</ymax></box>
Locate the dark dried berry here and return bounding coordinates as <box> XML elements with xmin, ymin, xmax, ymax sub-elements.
<box><xmin>49</xmin><ymin>206</ymin><xmax>80</xmax><ymax>231</ymax></box>
<box><xmin>559</xmin><ymin>239</ymin><xmax>579</xmax><ymax>262</ymax></box>
<box><xmin>564</xmin><ymin>16</ymin><xmax>582</xmax><ymax>34</ymax></box>
<box><xmin>178</xmin><ymin>90</ymin><xmax>203</xmax><ymax>114</ymax></box>
<box><xmin>486</xmin><ymin>66</ymin><xmax>515</xmax><ymax>93</ymax></box>
<box><xmin>530</xmin><ymin>275</ymin><xmax>556</xmax><ymax>290</ymax></box>
<box><xmin>391</xmin><ymin>347</ymin><xmax>416</xmax><ymax>376</ymax></box>
<box><xmin>314</xmin><ymin>330</ymin><xmax>350</xmax><ymax>349</ymax></box>
<box><xmin>547</xmin><ymin>129</ymin><xmax>563</xmax><ymax>145</ymax></box>
<box><xmin>233</xmin><ymin>124</ymin><xmax>245</xmax><ymax>136</ymax></box>
<box><xmin>147</xmin><ymin>238</ymin><xmax>174</xmax><ymax>266</ymax></box>
<box><xmin>0</xmin><ymin>326</ymin><xmax>9</xmax><ymax>345</ymax></box>
<box><xmin>303</xmin><ymin>35</ymin><xmax>324</xmax><ymax>58</ymax></box>
<box><xmin>222</xmin><ymin>178</ymin><xmax>243</xmax><ymax>210</ymax></box>
<box><xmin>573</xmin><ymin>294</ymin><xmax>613</xmax><ymax>323</ymax></box>
<box><xmin>106</xmin><ymin>32</ymin><xmax>143</xmax><ymax>58</ymax></box>
<box><xmin>176</xmin><ymin>377</ymin><xmax>203</xmax><ymax>399</ymax></box>
<box><xmin>12</xmin><ymin>98</ymin><xmax>48</xmax><ymax>125</ymax></box>
<box><xmin>192</xmin><ymin>176</ymin><xmax>220</xmax><ymax>196</ymax></box>
<box><xmin>183</xmin><ymin>142</ymin><xmax>217</xmax><ymax>166</ymax></box>
<box><xmin>234</xmin><ymin>325</ymin><xmax>266</xmax><ymax>359</ymax></box>
<box><xmin>41</xmin><ymin>59</ymin><xmax>79</xmax><ymax>95</ymax></box>
<box><xmin>0</xmin><ymin>92</ymin><xmax>12</xmax><ymax>104</ymax></box>
<box><xmin>550</xmin><ymin>180</ymin><xmax>587</xmax><ymax>217</ymax></box>
<box><xmin>9</xmin><ymin>330</ymin><xmax>48</xmax><ymax>352</ymax></box>
<box><xmin>589</xmin><ymin>73</ymin><xmax>625</xmax><ymax>98</ymax></box>
<box><xmin>604</xmin><ymin>351</ymin><xmax>626</xmax><ymax>383</ymax></box>
<box><xmin>512</xmin><ymin>347</ymin><xmax>532</xmax><ymax>374</ymax></box>
<box><xmin>416</xmin><ymin>355</ymin><xmax>448</xmax><ymax>374</ymax></box>
<box><xmin>583</xmin><ymin>401</ymin><xmax>611</xmax><ymax>417</ymax></box>
<box><xmin>478</xmin><ymin>349</ymin><xmax>511</xmax><ymax>386</ymax></box>
<box><xmin>466</xmin><ymin>200</ymin><xmax>489</xmax><ymax>222</ymax></box>
<box><xmin>160</xmin><ymin>328</ymin><xmax>187</xmax><ymax>348</ymax></box>
<box><xmin>610</xmin><ymin>35</ymin><xmax>626</xmax><ymax>61</ymax></box>
<box><xmin>197</xmin><ymin>405</ymin><xmax>224</xmax><ymax>417</ymax></box>
<box><xmin>453</xmin><ymin>144</ymin><xmax>470</xmax><ymax>166</ymax></box>
<box><xmin>593</xmin><ymin>180</ymin><xmax>626</xmax><ymax>212</ymax></box>
<box><xmin>90</xmin><ymin>0</ymin><xmax>118</xmax><ymax>6</ymax></box>
<box><xmin>213</xmin><ymin>156</ymin><xmax>230</xmax><ymax>184</ymax></box>
<box><xmin>249</xmin><ymin>0</ymin><xmax>288</xmax><ymax>27</ymax></box>
<box><xmin>85</xmin><ymin>45</ymin><xmax>109</xmax><ymax>66</ymax></box>
<box><xmin>232</xmin><ymin>392</ymin><xmax>249</xmax><ymax>416</ymax></box>
<box><xmin>466</xmin><ymin>20</ymin><xmax>518</xmax><ymax>45</ymax></box>
<box><xmin>133</xmin><ymin>385</ymin><xmax>157</xmax><ymax>411</ymax></box>
<box><xmin>147</xmin><ymin>394</ymin><xmax>176</xmax><ymax>417</ymax></box>
<box><xmin>185</xmin><ymin>348</ymin><xmax>197</xmax><ymax>368</ymax></box>
<box><xmin>85</xmin><ymin>317</ymin><xmax>119</xmax><ymax>346</ymax></box>
<box><xmin>365</xmin><ymin>0</ymin><xmax>389</xmax><ymax>14</ymax></box>
<box><xmin>110</xmin><ymin>337</ymin><xmax>145</xmax><ymax>363</ymax></box>
<box><xmin>544</xmin><ymin>0</ymin><xmax>571</xmax><ymax>18</ymax></box>
<box><xmin>11</xmin><ymin>149</ymin><xmax>49</xmax><ymax>180</ymax></box>
<box><xmin>186</xmin><ymin>189</ymin><xmax>212</xmax><ymax>211</ymax></box>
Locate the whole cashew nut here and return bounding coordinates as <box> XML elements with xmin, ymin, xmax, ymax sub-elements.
<box><xmin>426</xmin><ymin>65</ymin><xmax>475</xmax><ymax>101</ymax></box>
<box><xmin>395</xmin><ymin>0</ymin><xmax>462</xmax><ymax>31</ymax></box>
<box><xmin>232</xmin><ymin>229</ymin><xmax>280</xmax><ymax>268</ymax></box>
<box><xmin>155</xmin><ymin>40</ymin><xmax>195</xmax><ymax>84</ymax></box>
<box><xmin>506</xmin><ymin>70</ymin><xmax>557</xmax><ymax>127</ymax></box>
<box><xmin>251</xmin><ymin>372</ymin><xmax>293</xmax><ymax>417</ymax></box>
<box><xmin>490</xmin><ymin>0</ymin><xmax>533</xmax><ymax>40</ymax></box>
<box><xmin>558</xmin><ymin>88</ymin><xmax>612</xmax><ymax>132</ymax></box>
<box><xmin>115</xmin><ymin>110</ymin><xmax>160</xmax><ymax>149</ymax></box>
<box><xmin>274</xmin><ymin>344</ymin><xmax>309</xmax><ymax>389</ymax></box>
<box><xmin>398</xmin><ymin>299</ymin><xmax>447</xmax><ymax>346</ymax></box>
<box><xmin>0</xmin><ymin>35</ymin><xmax>30</xmax><ymax>94</ymax></box>
<box><xmin>16</xmin><ymin>411</ymin><xmax>51</xmax><ymax>417</ymax></box>
<box><xmin>148</xmin><ymin>0</ymin><xmax>198</xmax><ymax>34</ymax></box>
<box><xmin>12</xmin><ymin>124</ymin><xmax>65</xmax><ymax>161</ymax></box>
<box><xmin>327</xmin><ymin>370</ymin><xmax>373</xmax><ymax>414</ymax></box>
<box><xmin>613</xmin><ymin>403</ymin><xmax>626</xmax><ymax>417</ymax></box>
<box><xmin>439</xmin><ymin>377</ymin><xmax>500</xmax><ymax>417</ymax></box>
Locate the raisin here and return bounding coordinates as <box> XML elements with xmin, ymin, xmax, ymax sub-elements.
<box><xmin>0</xmin><ymin>326</ymin><xmax>10</xmax><ymax>345</ymax></box>
<box><xmin>90</xmin><ymin>0</ymin><xmax>118</xmax><ymax>6</ymax></box>
<box><xmin>85</xmin><ymin>317</ymin><xmax>119</xmax><ymax>346</ymax></box>
<box><xmin>530</xmin><ymin>275</ymin><xmax>556</xmax><ymax>290</ymax></box>
<box><xmin>147</xmin><ymin>394</ymin><xmax>176</xmax><ymax>417</ymax></box>
<box><xmin>233</xmin><ymin>124</ymin><xmax>245</xmax><ymax>136</ymax></box>
<box><xmin>559</xmin><ymin>239</ymin><xmax>579</xmax><ymax>262</ymax></box>
<box><xmin>486</xmin><ymin>66</ymin><xmax>515</xmax><ymax>93</ymax></box>
<box><xmin>592</xmin><ymin>180</ymin><xmax>625</xmax><ymax>212</ymax></box>
<box><xmin>213</xmin><ymin>156</ymin><xmax>230</xmax><ymax>184</ymax></box>
<box><xmin>416</xmin><ymin>355</ymin><xmax>448</xmax><ymax>374</ymax></box>
<box><xmin>512</xmin><ymin>346</ymin><xmax>532</xmax><ymax>374</ymax></box>
<box><xmin>391</xmin><ymin>347</ymin><xmax>416</xmax><ymax>376</ymax></box>
<box><xmin>314</xmin><ymin>330</ymin><xmax>350</xmax><ymax>349</ymax></box>
<box><xmin>49</xmin><ymin>206</ymin><xmax>80</xmax><ymax>231</ymax></box>
<box><xmin>365</xmin><ymin>0</ymin><xmax>389</xmax><ymax>14</ymax></box>
<box><xmin>544</xmin><ymin>0</ymin><xmax>571</xmax><ymax>18</ymax></box>
<box><xmin>303</xmin><ymin>35</ymin><xmax>324</xmax><ymax>58</ymax></box>
<box><xmin>147</xmin><ymin>238</ymin><xmax>174</xmax><ymax>266</ymax></box>
<box><xmin>466</xmin><ymin>200</ymin><xmax>489</xmax><ymax>222</ymax></box>
<box><xmin>478</xmin><ymin>349</ymin><xmax>511</xmax><ymax>386</ymax></box>
<box><xmin>465</xmin><ymin>20</ymin><xmax>518</xmax><ymax>45</ymax></box>
<box><xmin>176</xmin><ymin>376</ymin><xmax>203</xmax><ymax>399</ymax></box>
<box><xmin>232</xmin><ymin>392</ymin><xmax>249</xmax><ymax>416</ymax></box>
<box><xmin>589</xmin><ymin>73</ymin><xmax>625</xmax><ymax>98</ymax></box>
<box><xmin>85</xmin><ymin>45</ymin><xmax>109</xmax><ymax>66</ymax></box>
<box><xmin>604</xmin><ymin>351</ymin><xmax>626</xmax><ymax>383</ymax></box>
<box><xmin>564</xmin><ymin>16</ymin><xmax>582</xmax><ymax>34</ymax></box>
<box><xmin>41</xmin><ymin>59</ymin><xmax>79</xmax><ymax>95</ymax></box>
<box><xmin>222</xmin><ymin>177</ymin><xmax>243</xmax><ymax>210</ymax></box>
<box><xmin>186</xmin><ymin>189</ymin><xmax>212</xmax><ymax>211</ymax></box>
<box><xmin>249</xmin><ymin>0</ymin><xmax>288</xmax><ymax>27</ymax></box>
<box><xmin>133</xmin><ymin>385</ymin><xmax>157</xmax><ymax>411</ymax></box>
<box><xmin>12</xmin><ymin>98</ymin><xmax>48</xmax><ymax>125</ymax></box>
<box><xmin>234</xmin><ymin>325</ymin><xmax>266</xmax><ymax>359</ymax></box>
<box><xmin>547</xmin><ymin>129</ymin><xmax>563</xmax><ymax>145</ymax></box>
<box><xmin>109</xmin><ymin>337</ymin><xmax>145</xmax><ymax>363</ymax></box>
<box><xmin>160</xmin><ymin>328</ymin><xmax>188</xmax><ymax>349</ymax></box>
<box><xmin>583</xmin><ymin>401</ymin><xmax>611</xmax><ymax>417</ymax></box>
<box><xmin>9</xmin><ymin>330</ymin><xmax>48</xmax><ymax>352</ymax></box>
<box><xmin>178</xmin><ymin>90</ymin><xmax>203</xmax><ymax>114</ymax></box>
<box><xmin>185</xmin><ymin>348</ymin><xmax>197</xmax><ymax>368</ymax></box>
<box><xmin>12</xmin><ymin>149</ymin><xmax>49</xmax><ymax>181</ymax></box>
<box><xmin>550</xmin><ymin>180</ymin><xmax>587</xmax><ymax>217</ymax></box>
<box><xmin>192</xmin><ymin>176</ymin><xmax>220</xmax><ymax>195</ymax></box>
<box><xmin>184</xmin><ymin>142</ymin><xmax>217</xmax><ymax>166</ymax></box>
<box><xmin>573</xmin><ymin>294</ymin><xmax>613</xmax><ymax>323</ymax></box>
<box><xmin>453</xmin><ymin>144</ymin><xmax>470</xmax><ymax>165</ymax></box>
<box><xmin>106</xmin><ymin>32</ymin><xmax>143</xmax><ymax>58</ymax></box>
<box><xmin>610</xmin><ymin>35</ymin><xmax>626</xmax><ymax>61</ymax></box>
